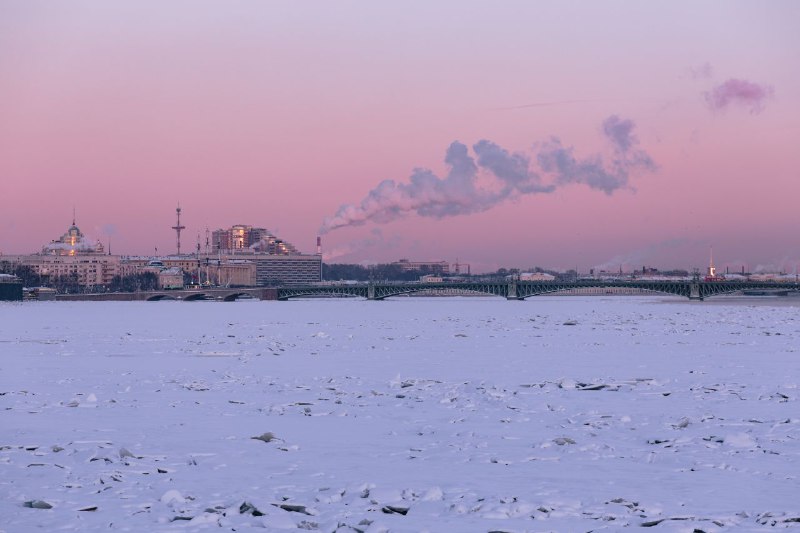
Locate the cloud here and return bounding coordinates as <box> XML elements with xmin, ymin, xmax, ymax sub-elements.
<box><xmin>705</xmin><ymin>78</ymin><xmax>774</xmax><ymax>113</ymax></box>
<box><xmin>321</xmin><ymin>115</ymin><xmax>656</xmax><ymax>233</ymax></box>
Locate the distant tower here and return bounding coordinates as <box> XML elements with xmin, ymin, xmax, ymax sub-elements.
<box><xmin>171</xmin><ymin>204</ymin><xmax>186</xmax><ymax>255</ymax></box>
<box><xmin>316</xmin><ymin>236</ymin><xmax>322</xmax><ymax>255</ymax></box>
<box><xmin>707</xmin><ymin>246</ymin><xmax>716</xmax><ymax>278</ymax></box>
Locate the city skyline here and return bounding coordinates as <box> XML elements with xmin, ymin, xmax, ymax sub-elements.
<box><xmin>3</xmin><ymin>211</ymin><xmax>796</xmax><ymax>276</ymax></box>
<box><xmin>1</xmin><ymin>2</ymin><xmax>799</xmax><ymax>273</ymax></box>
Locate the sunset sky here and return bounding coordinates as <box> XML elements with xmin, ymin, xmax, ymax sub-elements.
<box><xmin>1</xmin><ymin>1</ymin><xmax>798</xmax><ymax>273</ymax></box>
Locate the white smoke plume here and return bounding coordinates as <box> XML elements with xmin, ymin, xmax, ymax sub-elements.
<box><xmin>321</xmin><ymin>115</ymin><xmax>655</xmax><ymax>233</ymax></box>
<box><xmin>100</xmin><ymin>223</ymin><xmax>117</xmax><ymax>236</ymax></box>
<box><xmin>538</xmin><ymin>115</ymin><xmax>657</xmax><ymax>195</ymax></box>
<box><xmin>43</xmin><ymin>239</ymin><xmax>102</xmax><ymax>253</ymax></box>
<box><xmin>322</xmin><ymin>229</ymin><xmax>402</xmax><ymax>262</ymax></box>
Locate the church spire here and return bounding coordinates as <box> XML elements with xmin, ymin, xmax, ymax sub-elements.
<box><xmin>707</xmin><ymin>246</ymin><xmax>716</xmax><ymax>278</ymax></box>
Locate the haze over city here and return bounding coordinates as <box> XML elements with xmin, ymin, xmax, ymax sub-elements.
<box><xmin>1</xmin><ymin>2</ymin><xmax>798</xmax><ymax>273</ymax></box>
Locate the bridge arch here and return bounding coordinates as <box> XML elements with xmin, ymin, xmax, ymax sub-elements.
<box><xmin>278</xmin><ymin>292</ymin><xmax>366</xmax><ymax>301</ymax></box>
<box><xmin>221</xmin><ymin>292</ymin><xmax>254</xmax><ymax>302</ymax></box>
<box><xmin>374</xmin><ymin>286</ymin><xmax>506</xmax><ymax>300</ymax></box>
<box><xmin>515</xmin><ymin>284</ymin><xmax>689</xmax><ymax>300</ymax></box>
<box><xmin>146</xmin><ymin>294</ymin><xmax>177</xmax><ymax>301</ymax></box>
<box><xmin>183</xmin><ymin>293</ymin><xmax>210</xmax><ymax>301</ymax></box>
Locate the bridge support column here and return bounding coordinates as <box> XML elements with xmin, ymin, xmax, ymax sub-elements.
<box><xmin>367</xmin><ymin>285</ymin><xmax>376</xmax><ymax>300</ymax></box>
<box><xmin>507</xmin><ymin>281</ymin><xmax>521</xmax><ymax>300</ymax></box>
<box><xmin>688</xmin><ymin>283</ymin><xmax>703</xmax><ymax>300</ymax></box>
<box><xmin>260</xmin><ymin>288</ymin><xmax>278</xmax><ymax>301</ymax></box>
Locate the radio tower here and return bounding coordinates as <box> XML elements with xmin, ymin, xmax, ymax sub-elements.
<box><xmin>172</xmin><ymin>204</ymin><xmax>186</xmax><ymax>255</ymax></box>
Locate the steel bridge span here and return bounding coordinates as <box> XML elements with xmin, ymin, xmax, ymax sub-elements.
<box><xmin>276</xmin><ymin>280</ymin><xmax>800</xmax><ymax>301</ymax></box>
<box><xmin>55</xmin><ymin>280</ymin><xmax>800</xmax><ymax>302</ymax></box>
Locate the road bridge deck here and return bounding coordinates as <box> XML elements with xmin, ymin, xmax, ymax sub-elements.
<box><xmin>50</xmin><ymin>280</ymin><xmax>800</xmax><ymax>302</ymax></box>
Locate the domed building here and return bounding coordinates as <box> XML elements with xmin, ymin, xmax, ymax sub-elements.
<box><xmin>2</xmin><ymin>217</ymin><xmax>119</xmax><ymax>290</ymax></box>
<box><xmin>42</xmin><ymin>218</ymin><xmax>104</xmax><ymax>256</ymax></box>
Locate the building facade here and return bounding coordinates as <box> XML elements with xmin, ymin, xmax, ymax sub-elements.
<box><xmin>42</xmin><ymin>218</ymin><xmax>105</xmax><ymax>256</ymax></box>
<box><xmin>2</xmin><ymin>220</ymin><xmax>118</xmax><ymax>288</ymax></box>
<box><xmin>4</xmin><ymin>219</ymin><xmax>319</xmax><ymax>291</ymax></box>
<box><xmin>251</xmin><ymin>254</ymin><xmax>321</xmax><ymax>286</ymax></box>
<box><xmin>120</xmin><ymin>254</ymin><xmax>319</xmax><ymax>287</ymax></box>
<box><xmin>0</xmin><ymin>274</ymin><xmax>23</xmax><ymax>301</ymax></box>
<box><xmin>211</xmin><ymin>225</ymin><xmax>300</xmax><ymax>255</ymax></box>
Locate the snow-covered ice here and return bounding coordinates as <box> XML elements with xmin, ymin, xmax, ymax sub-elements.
<box><xmin>1</xmin><ymin>296</ymin><xmax>799</xmax><ymax>531</ymax></box>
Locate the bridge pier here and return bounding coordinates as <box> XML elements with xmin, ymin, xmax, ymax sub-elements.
<box><xmin>367</xmin><ymin>285</ymin><xmax>376</xmax><ymax>300</ymax></box>
<box><xmin>688</xmin><ymin>283</ymin><xmax>703</xmax><ymax>301</ymax></box>
<box><xmin>506</xmin><ymin>282</ymin><xmax>522</xmax><ymax>300</ymax></box>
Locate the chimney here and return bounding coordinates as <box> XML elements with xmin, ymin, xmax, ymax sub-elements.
<box><xmin>316</xmin><ymin>236</ymin><xmax>322</xmax><ymax>255</ymax></box>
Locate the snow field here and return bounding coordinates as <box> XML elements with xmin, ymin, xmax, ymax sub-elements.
<box><xmin>1</xmin><ymin>297</ymin><xmax>799</xmax><ymax>531</ymax></box>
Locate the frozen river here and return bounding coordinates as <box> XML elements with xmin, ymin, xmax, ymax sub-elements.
<box><xmin>1</xmin><ymin>296</ymin><xmax>799</xmax><ymax>531</ymax></box>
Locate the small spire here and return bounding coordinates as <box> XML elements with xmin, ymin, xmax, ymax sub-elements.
<box><xmin>72</xmin><ymin>206</ymin><xmax>76</xmax><ymax>226</ymax></box>
<box><xmin>708</xmin><ymin>246</ymin><xmax>716</xmax><ymax>278</ymax></box>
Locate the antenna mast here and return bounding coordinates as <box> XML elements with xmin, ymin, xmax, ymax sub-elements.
<box><xmin>171</xmin><ymin>204</ymin><xmax>186</xmax><ymax>255</ymax></box>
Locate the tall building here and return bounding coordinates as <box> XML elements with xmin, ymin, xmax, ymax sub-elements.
<box><xmin>207</xmin><ymin>225</ymin><xmax>320</xmax><ymax>285</ymax></box>
<box><xmin>211</xmin><ymin>225</ymin><xmax>299</xmax><ymax>255</ymax></box>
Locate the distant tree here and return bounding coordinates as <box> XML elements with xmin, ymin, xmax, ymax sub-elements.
<box><xmin>0</xmin><ymin>264</ymin><xmax>42</xmax><ymax>287</ymax></box>
<box><xmin>322</xmin><ymin>263</ymin><xmax>369</xmax><ymax>281</ymax></box>
<box><xmin>557</xmin><ymin>269</ymin><xmax>578</xmax><ymax>282</ymax></box>
<box><xmin>51</xmin><ymin>273</ymin><xmax>81</xmax><ymax>294</ymax></box>
<box><xmin>109</xmin><ymin>272</ymin><xmax>158</xmax><ymax>292</ymax></box>
<box><xmin>139</xmin><ymin>272</ymin><xmax>159</xmax><ymax>291</ymax></box>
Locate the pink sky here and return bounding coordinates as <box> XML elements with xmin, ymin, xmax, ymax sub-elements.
<box><xmin>1</xmin><ymin>1</ymin><xmax>799</xmax><ymax>273</ymax></box>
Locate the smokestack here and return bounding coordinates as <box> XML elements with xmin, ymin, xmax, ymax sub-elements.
<box><xmin>316</xmin><ymin>236</ymin><xmax>322</xmax><ymax>255</ymax></box>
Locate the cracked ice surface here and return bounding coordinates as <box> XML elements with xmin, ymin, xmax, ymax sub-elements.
<box><xmin>1</xmin><ymin>296</ymin><xmax>799</xmax><ymax>531</ymax></box>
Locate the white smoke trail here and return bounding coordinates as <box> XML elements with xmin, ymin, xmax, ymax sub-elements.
<box><xmin>321</xmin><ymin>115</ymin><xmax>655</xmax><ymax>233</ymax></box>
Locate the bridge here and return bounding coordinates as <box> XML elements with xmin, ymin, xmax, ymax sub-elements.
<box><xmin>276</xmin><ymin>279</ymin><xmax>800</xmax><ymax>301</ymax></box>
<box><xmin>52</xmin><ymin>279</ymin><xmax>800</xmax><ymax>302</ymax></box>
<box><xmin>57</xmin><ymin>287</ymin><xmax>275</xmax><ymax>302</ymax></box>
